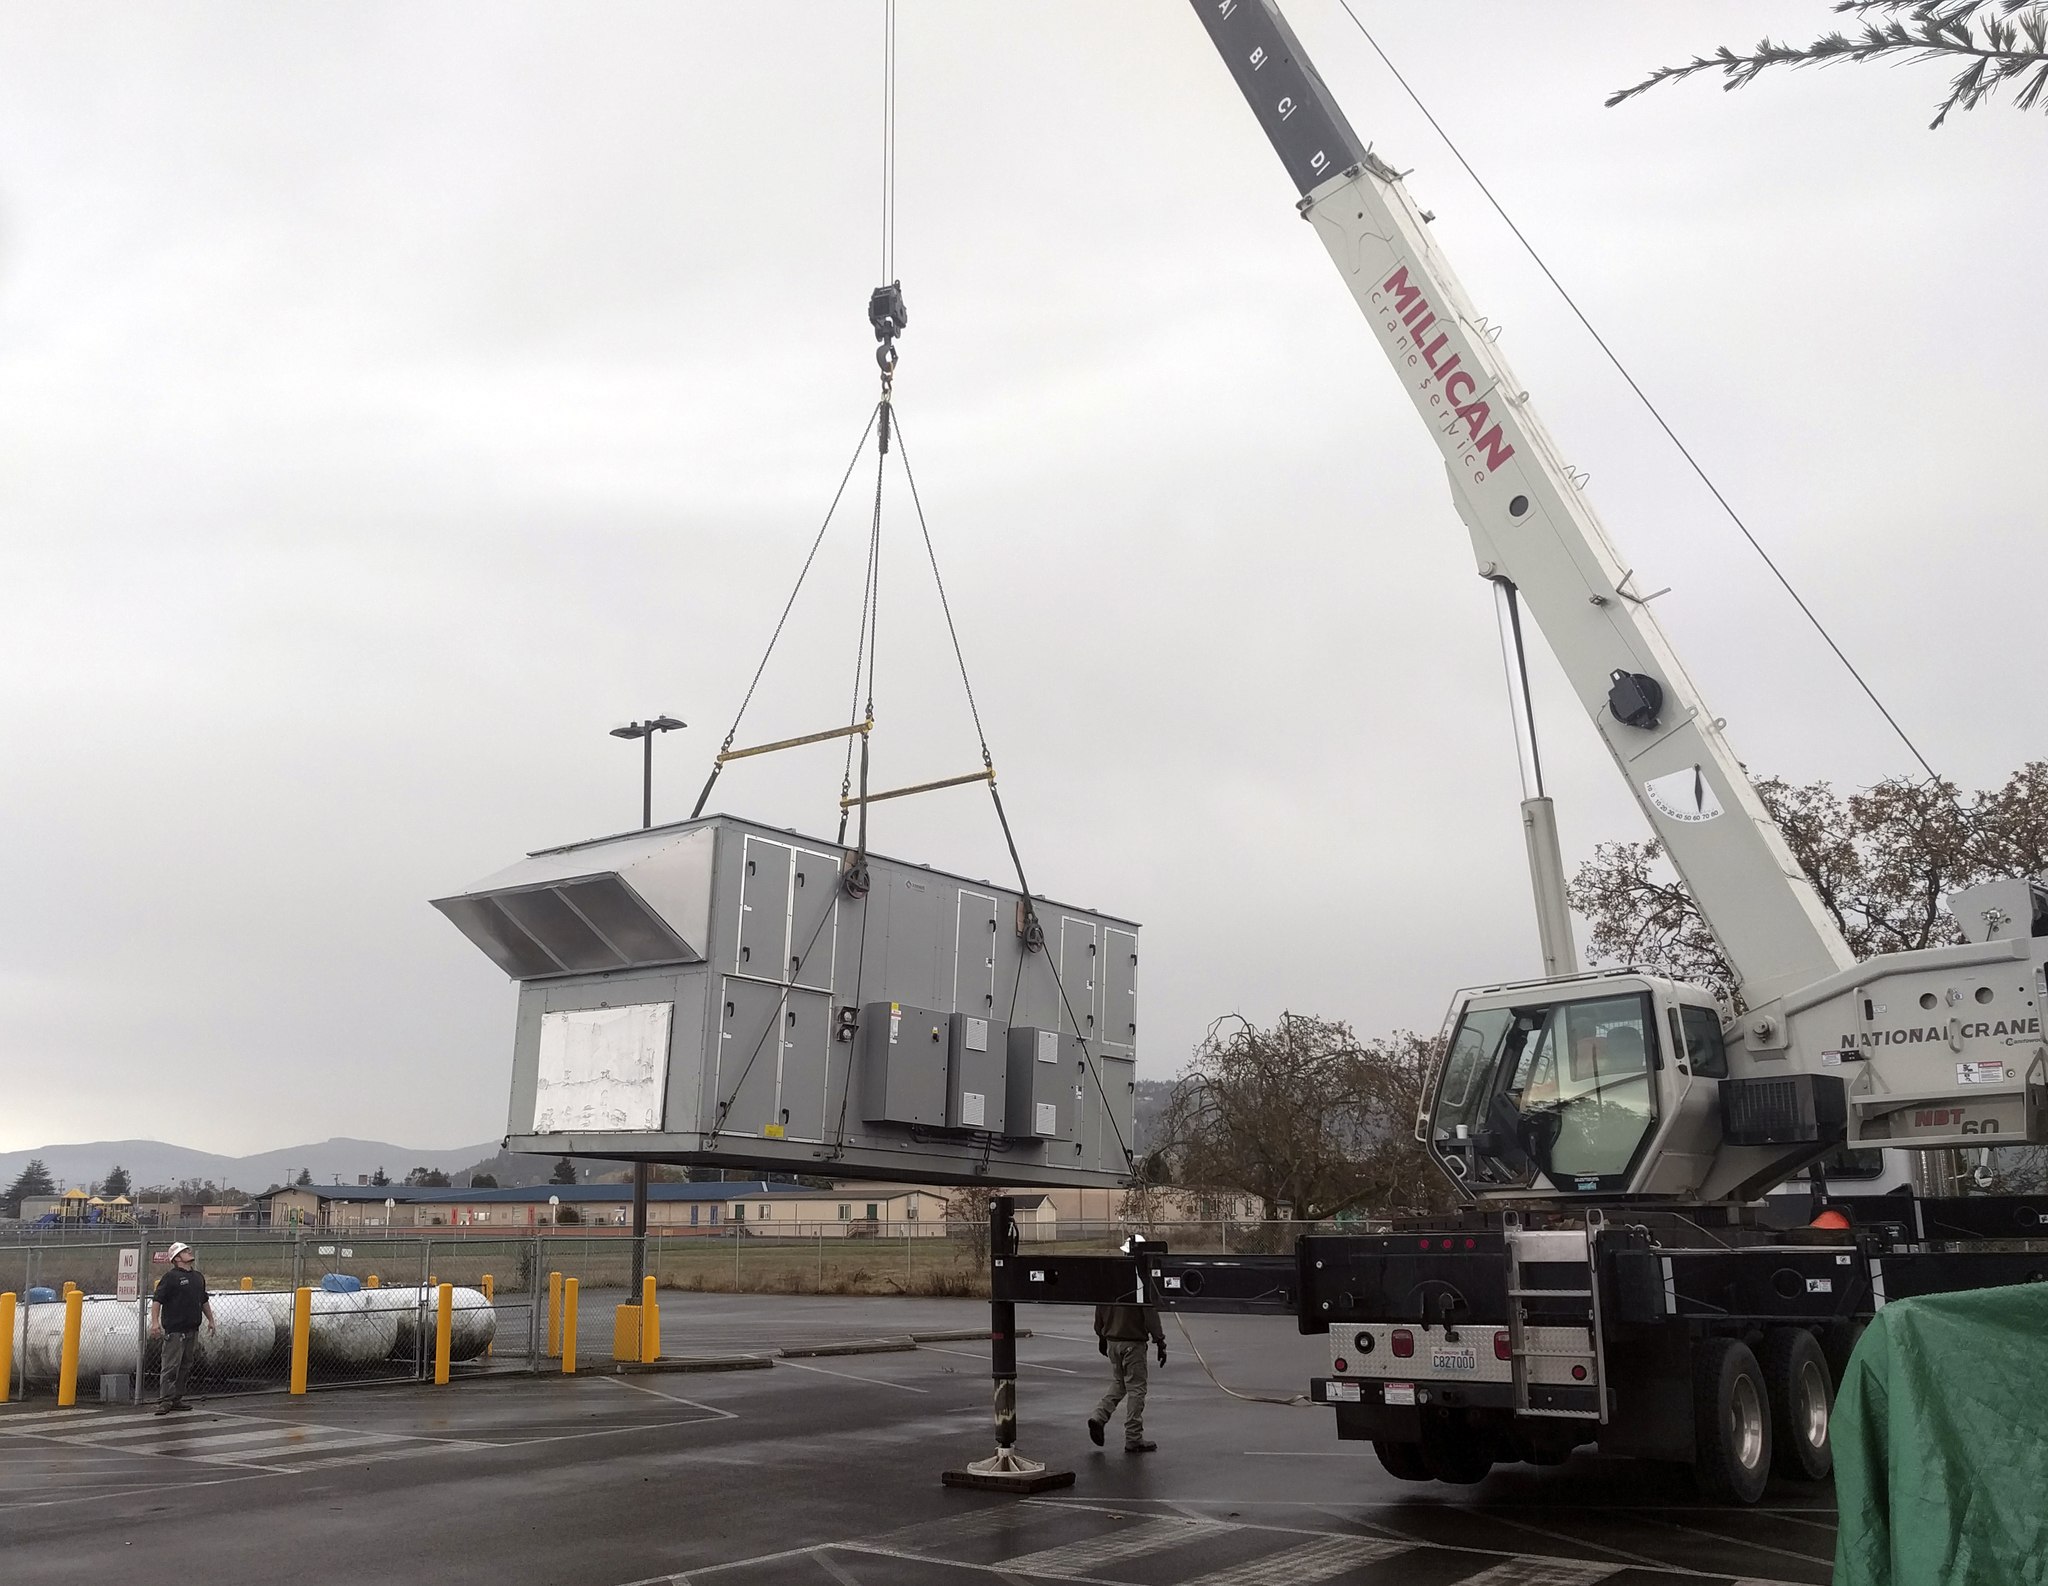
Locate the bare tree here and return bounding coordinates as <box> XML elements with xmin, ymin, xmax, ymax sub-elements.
<box><xmin>1153</xmin><ymin>1014</ymin><xmax>1453</xmax><ymax>1223</ymax></box>
<box><xmin>1567</xmin><ymin>763</ymin><xmax>2048</xmax><ymax>1006</ymax></box>
<box><xmin>1609</xmin><ymin>0</ymin><xmax>2048</xmax><ymax>130</ymax></box>
<box><xmin>943</xmin><ymin>1185</ymin><xmax>998</xmax><ymax>1270</ymax></box>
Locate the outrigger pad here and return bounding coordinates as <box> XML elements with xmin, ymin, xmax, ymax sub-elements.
<box><xmin>942</xmin><ymin>1447</ymin><xmax>1075</xmax><ymax>1494</ymax></box>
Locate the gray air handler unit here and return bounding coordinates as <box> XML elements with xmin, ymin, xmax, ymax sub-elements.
<box><xmin>432</xmin><ymin>814</ymin><xmax>1138</xmax><ymax>1187</ymax></box>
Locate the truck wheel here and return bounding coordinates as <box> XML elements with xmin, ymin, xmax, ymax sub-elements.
<box><xmin>1761</xmin><ymin>1328</ymin><xmax>1833</xmax><ymax>1481</ymax></box>
<box><xmin>1419</xmin><ymin>1417</ymin><xmax>1494</xmax><ymax>1485</ymax></box>
<box><xmin>1693</xmin><ymin>1337</ymin><xmax>1772</xmax><ymax>1505</ymax></box>
<box><xmin>1372</xmin><ymin>1440</ymin><xmax>1432</xmax><ymax>1482</ymax></box>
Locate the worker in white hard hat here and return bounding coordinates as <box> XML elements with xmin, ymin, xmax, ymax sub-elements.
<box><xmin>149</xmin><ymin>1242</ymin><xmax>214</xmax><ymax>1414</ymax></box>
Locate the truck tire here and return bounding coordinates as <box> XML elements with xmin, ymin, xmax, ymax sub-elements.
<box><xmin>1761</xmin><ymin>1328</ymin><xmax>1833</xmax><ymax>1481</ymax></box>
<box><xmin>1372</xmin><ymin>1440</ymin><xmax>1432</xmax><ymax>1482</ymax></box>
<box><xmin>1419</xmin><ymin>1416</ymin><xmax>1494</xmax><ymax>1485</ymax></box>
<box><xmin>1693</xmin><ymin>1337</ymin><xmax>1773</xmax><ymax>1505</ymax></box>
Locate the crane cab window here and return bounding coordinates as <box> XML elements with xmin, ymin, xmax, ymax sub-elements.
<box><xmin>1677</xmin><ymin>1003</ymin><xmax>1728</xmax><ymax>1079</ymax></box>
<box><xmin>1431</xmin><ymin>990</ymin><xmax>1661</xmax><ymax>1191</ymax></box>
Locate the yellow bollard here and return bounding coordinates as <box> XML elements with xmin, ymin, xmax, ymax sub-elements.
<box><xmin>640</xmin><ymin>1274</ymin><xmax>660</xmax><ymax>1364</ymax></box>
<box><xmin>0</xmin><ymin>1292</ymin><xmax>16</xmax><ymax>1404</ymax></box>
<box><xmin>56</xmin><ymin>1290</ymin><xmax>83</xmax><ymax>1408</ymax></box>
<box><xmin>561</xmin><ymin>1279</ymin><xmax>579</xmax><ymax>1374</ymax></box>
<box><xmin>240</xmin><ymin>1276</ymin><xmax>253</xmax><ymax>1291</ymax></box>
<box><xmin>481</xmin><ymin>1275</ymin><xmax>493</xmax><ymax>1357</ymax></box>
<box><xmin>366</xmin><ymin>1274</ymin><xmax>380</xmax><ymax>1288</ymax></box>
<box><xmin>426</xmin><ymin>1274</ymin><xmax>436</xmax><ymax>1290</ymax></box>
<box><xmin>547</xmin><ymin>1271</ymin><xmax>563</xmax><ymax>1358</ymax></box>
<box><xmin>434</xmin><ymin>1284</ymin><xmax>453</xmax><ymax>1386</ymax></box>
<box><xmin>289</xmin><ymin>1287</ymin><xmax>313</xmax><ymax>1395</ymax></box>
<box><xmin>62</xmin><ymin>1281</ymin><xmax>77</xmax><ymax>1296</ymax></box>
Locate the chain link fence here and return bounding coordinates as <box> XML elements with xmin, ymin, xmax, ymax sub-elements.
<box><xmin>5</xmin><ymin>1219</ymin><xmax>1337</xmax><ymax>1402</ymax></box>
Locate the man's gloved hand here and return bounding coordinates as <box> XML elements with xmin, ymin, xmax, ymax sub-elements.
<box><xmin>1099</xmin><ymin>1337</ymin><xmax>1108</xmax><ymax>1356</ymax></box>
<box><xmin>1156</xmin><ymin>1342</ymin><xmax>1167</xmax><ymax>1367</ymax></box>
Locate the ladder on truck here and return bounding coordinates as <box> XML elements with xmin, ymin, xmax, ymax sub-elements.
<box><xmin>1502</xmin><ymin>1209</ymin><xmax>1609</xmax><ymax>1423</ymax></box>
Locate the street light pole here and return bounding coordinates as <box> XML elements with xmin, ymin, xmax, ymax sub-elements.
<box><xmin>609</xmin><ymin>714</ymin><xmax>685</xmax><ymax>1301</ymax></box>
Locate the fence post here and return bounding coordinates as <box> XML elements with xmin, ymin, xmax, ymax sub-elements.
<box><xmin>481</xmin><ymin>1274</ymin><xmax>493</xmax><ymax>1358</ymax></box>
<box><xmin>56</xmin><ymin>1289</ymin><xmax>83</xmax><ymax>1407</ymax></box>
<box><xmin>434</xmin><ymin>1283</ymin><xmax>453</xmax><ymax>1386</ymax></box>
<box><xmin>817</xmin><ymin>1229</ymin><xmax>823</xmax><ymax>1292</ymax></box>
<box><xmin>417</xmin><ymin>1241</ymin><xmax>432</xmax><ymax>1381</ymax></box>
<box><xmin>291</xmin><ymin>1233</ymin><xmax>304</xmax><ymax>1292</ymax></box>
<box><xmin>0</xmin><ymin>1291</ymin><xmax>14</xmax><ymax>1404</ymax></box>
<box><xmin>132</xmin><ymin>1229</ymin><xmax>150</xmax><ymax>1406</ymax></box>
<box><xmin>561</xmin><ymin>1278</ymin><xmax>579</xmax><ymax>1374</ymax></box>
<box><xmin>290</xmin><ymin>1286</ymin><xmax>312</xmax><ymax>1394</ymax></box>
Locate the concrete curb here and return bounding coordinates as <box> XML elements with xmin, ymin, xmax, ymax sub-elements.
<box><xmin>778</xmin><ymin>1338</ymin><xmax>918</xmax><ymax>1358</ymax></box>
<box><xmin>608</xmin><ymin>1354</ymin><xmax>775</xmax><ymax>1375</ymax></box>
<box><xmin>776</xmin><ymin>1328</ymin><xmax>1033</xmax><ymax>1358</ymax></box>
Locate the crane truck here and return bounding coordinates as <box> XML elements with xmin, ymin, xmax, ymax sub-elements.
<box><xmin>992</xmin><ymin>0</ymin><xmax>2048</xmax><ymax>1503</ymax></box>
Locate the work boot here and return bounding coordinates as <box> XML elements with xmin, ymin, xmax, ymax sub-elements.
<box><xmin>1125</xmin><ymin>1441</ymin><xmax>1157</xmax><ymax>1454</ymax></box>
<box><xmin>170</xmin><ymin>1400</ymin><xmax>193</xmax><ymax>1412</ymax></box>
<box><xmin>154</xmin><ymin>1402</ymin><xmax>174</xmax><ymax>1417</ymax></box>
<box><xmin>1087</xmin><ymin>1419</ymin><xmax>1105</xmax><ymax>1447</ymax></box>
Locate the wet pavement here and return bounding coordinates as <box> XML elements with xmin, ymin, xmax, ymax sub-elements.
<box><xmin>0</xmin><ymin>1298</ymin><xmax>1836</xmax><ymax>1585</ymax></box>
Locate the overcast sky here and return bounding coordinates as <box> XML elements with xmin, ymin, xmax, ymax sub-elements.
<box><xmin>4</xmin><ymin>3</ymin><xmax>2043</xmax><ymax>1158</ymax></box>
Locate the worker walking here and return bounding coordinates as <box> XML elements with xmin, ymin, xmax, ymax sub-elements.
<box><xmin>1088</xmin><ymin>1298</ymin><xmax>1165</xmax><ymax>1453</ymax></box>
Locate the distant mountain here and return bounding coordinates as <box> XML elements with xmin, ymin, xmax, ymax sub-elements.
<box><xmin>0</xmin><ymin>1137</ymin><xmax>502</xmax><ymax>1196</ymax></box>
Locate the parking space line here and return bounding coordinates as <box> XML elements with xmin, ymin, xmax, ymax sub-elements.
<box><xmin>604</xmin><ymin>1377</ymin><xmax>739</xmax><ymax>1419</ymax></box>
<box><xmin>773</xmin><ymin>1357</ymin><xmax>929</xmax><ymax>1394</ymax></box>
<box><xmin>1474</xmin><ymin>1510</ymin><xmax>1677</xmax><ymax>1570</ymax></box>
<box><xmin>1637</xmin><ymin>1513</ymin><xmax>1834</xmax><ymax>1569</ymax></box>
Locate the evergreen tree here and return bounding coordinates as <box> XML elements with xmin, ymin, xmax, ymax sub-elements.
<box><xmin>102</xmin><ymin>1164</ymin><xmax>132</xmax><ymax>1199</ymax></box>
<box><xmin>549</xmin><ymin>1156</ymin><xmax>578</xmax><ymax>1186</ymax></box>
<box><xmin>4</xmin><ymin>1158</ymin><xmax>56</xmax><ymax>1217</ymax></box>
<box><xmin>295</xmin><ymin>1168</ymin><xmax>313</xmax><ymax>1187</ymax></box>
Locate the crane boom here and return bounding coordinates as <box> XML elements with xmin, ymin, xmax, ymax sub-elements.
<box><xmin>1191</xmin><ymin>0</ymin><xmax>1853</xmax><ymax>1007</ymax></box>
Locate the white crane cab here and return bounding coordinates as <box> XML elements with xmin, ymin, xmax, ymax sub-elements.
<box><xmin>1424</xmin><ymin>974</ymin><xmax>1739</xmax><ymax>1201</ymax></box>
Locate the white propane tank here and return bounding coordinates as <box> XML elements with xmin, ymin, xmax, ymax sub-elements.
<box><xmin>8</xmin><ymin>1297</ymin><xmax>270</xmax><ymax>1383</ymax></box>
<box><xmin>368</xmin><ymin>1286</ymin><xmax>497</xmax><ymax>1361</ymax></box>
<box><xmin>308</xmin><ymin>1288</ymin><xmax>400</xmax><ymax>1366</ymax></box>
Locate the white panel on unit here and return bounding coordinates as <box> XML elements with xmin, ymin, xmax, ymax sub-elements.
<box><xmin>962</xmin><ymin>1091</ymin><xmax>986</xmax><ymax>1128</ymax></box>
<box><xmin>532</xmin><ymin>1002</ymin><xmax>673</xmax><ymax>1134</ymax></box>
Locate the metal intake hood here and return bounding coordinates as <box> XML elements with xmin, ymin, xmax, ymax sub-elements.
<box><xmin>431</xmin><ymin>824</ymin><xmax>717</xmax><ymax>980</ymax></box>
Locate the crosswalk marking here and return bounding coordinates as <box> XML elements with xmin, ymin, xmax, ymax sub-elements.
<box><xmin>0</xmin><ymin>1409</ymin><xmax>476</xmax><ymax>1474</ymax></box>
<box><xmin>1429</xmin><ymin>1562</ymin><xmax>1623</xmax><ymax>1586</ymax></box>
<box><xmin>1004</xmin><ymin>1516</ymin><xmax>1228</xmax><ymax>1577</ymax></box>
<box><xmin>1181</xmin><ymin>1534</ymin><xmax>1409</xmax><ymax>1586</ymax></box>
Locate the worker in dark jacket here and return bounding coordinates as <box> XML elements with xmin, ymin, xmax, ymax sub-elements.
<box><xmin>1088</xmin><ymin>1300</ymin><xmax>1166</xmax><ymax>1453</ymax></box>
<box><xmin>149</xmin><ymin>1241</ymin><xmax>214</xmax><ymax>1414</ymax></box>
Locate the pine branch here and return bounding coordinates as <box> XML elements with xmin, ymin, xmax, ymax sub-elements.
<box><xmin>1607</xmin><ymin>0</ymin><xmax>2048</xmax><ymax>128</ymax></box>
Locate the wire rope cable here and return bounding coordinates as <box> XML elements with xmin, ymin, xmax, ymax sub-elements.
<box><xmin>691</xmin><ymin>407</ymin><xmax>880</xmax><ymax>818</ymax></box>
<box><xmin>881</xmin><ymin>0</ymin><xmax>898</xmax><ymax>284</ymax></box>
<box><xmin>1332</xmin><ymin>0</ymin><xmax>1942</xmax><ymax>785</ymax></box>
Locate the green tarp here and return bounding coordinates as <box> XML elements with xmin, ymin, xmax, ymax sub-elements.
<box><xmin>1833</xmin><ymin>1282</ymin><xmax>2048</xmax><ymax>1586</ymax></box>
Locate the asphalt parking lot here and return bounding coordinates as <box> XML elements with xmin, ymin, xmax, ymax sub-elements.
<box><xmin>1</xmin><ymin>1298</ymin><xmax>1837</xmax><ymax>1586</ymax></box>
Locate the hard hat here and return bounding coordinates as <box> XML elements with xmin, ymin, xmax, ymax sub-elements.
<box><xmin>167</xmin><ymin>1241</ymin><xmax>194</xmax><ymax>1259</ymax></box>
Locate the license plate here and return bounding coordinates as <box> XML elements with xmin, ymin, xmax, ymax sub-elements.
<box><xmin>1325</xmin><ymin>1381</ymin><xmax>1361</xmax><ymax>1402</ymax></box>
<box><xmin>1430</xmin><ymin>1347</ymin><xmax>1479</xmax><ymax>1374</ymax></box>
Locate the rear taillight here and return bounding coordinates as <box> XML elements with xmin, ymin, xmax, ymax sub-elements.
<box><xmin>1390</xmin><ymin>1328</ymin><xmax>1414</xmax><ymax>1359</ymax></box>
<box><xmin>1333</xmin><ymin>1357</ymin><xmax>1349</xmax><ymax>1374</ymax></box>
<box><xmin>1493</xmin><ymin>1331</ymin><xmax>1512</xmax><ymax>1361</ymax></box>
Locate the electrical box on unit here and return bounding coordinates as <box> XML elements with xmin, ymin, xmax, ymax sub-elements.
<box><xmin>947</xmin><ymin>1013</ymin><xmax>1007</xmax><ymax>1133</ymax></box>
<box><xmin>430</xmin><ymin>812</ymin><xmax>1139</xmax><ymax>1187</ymax></box>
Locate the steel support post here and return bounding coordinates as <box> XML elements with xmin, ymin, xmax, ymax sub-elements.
<box><xmin>629</xmin><ymin>1163</ymin><xmax>649</xmax><ymax>1294</ymax></box>
<box><xmin>941</xmin><ymin>1194</ymin><xmax>1072</xmax><ymax>1493</ymax></box>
